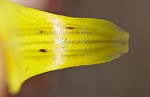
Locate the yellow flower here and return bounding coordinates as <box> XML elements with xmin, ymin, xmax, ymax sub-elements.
<box><xmin>0</xmin><ymin>0</ymin><xmax>129</xmax><ymax>95</ymax></box>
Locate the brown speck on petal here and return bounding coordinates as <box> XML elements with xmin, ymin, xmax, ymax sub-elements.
<box><xmin>39</xmin><ymin>49</ymin><xmax>47</xmax><ymax>52</ymax></box>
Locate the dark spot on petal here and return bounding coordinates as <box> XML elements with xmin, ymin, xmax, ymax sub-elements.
<box><xmin>65</xmin><ymin>27</ymin><xmax>74</xmax><ymax>30</ymax></box>
<box><xmin>39</xmin><ymin>31</ymin><xmax>44</xmax><ymax>33</ymax></box>
<box><xmin>26</xmin><ymin>68</ymin><xmax>28</xmax><ymax>72</ymax></box>
<box><xmin>39</xmin><ymin>49</ymin><xmax>47</xmax><ymax>52</ymax></box>
<box><xmin>61</xmin><ymin>46</ymin><xmax>65</xmax><ymax>49</ymax></box>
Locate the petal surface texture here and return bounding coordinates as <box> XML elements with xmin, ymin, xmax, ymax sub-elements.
<box><xmin>0</xmin><ymin>0</ymin><xmax>129</xmax><ymax>94</ymax></box>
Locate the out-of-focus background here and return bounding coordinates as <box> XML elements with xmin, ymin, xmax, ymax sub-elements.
<box><xmin>7</xmin><ymin>0</ymin><xmax>150</xmax><ymax>97</ymax></box>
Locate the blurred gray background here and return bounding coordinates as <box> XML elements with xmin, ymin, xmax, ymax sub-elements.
<box><xmin>11</xmin><ymin>0</ymin><xmax>150</xmax><ymax>97</ymax></box>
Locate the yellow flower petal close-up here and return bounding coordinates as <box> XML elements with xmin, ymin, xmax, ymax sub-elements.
<box><xmin>0</xmin><ymin>0</ymin><xmax>129</xmax><ymax>95</ymax></box>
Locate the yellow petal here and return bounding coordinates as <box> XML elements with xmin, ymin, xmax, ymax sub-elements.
<box><xmin>0</xmin><ymin>1</ymin><xmax>129</xmax><ymax>94</ymax></box>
